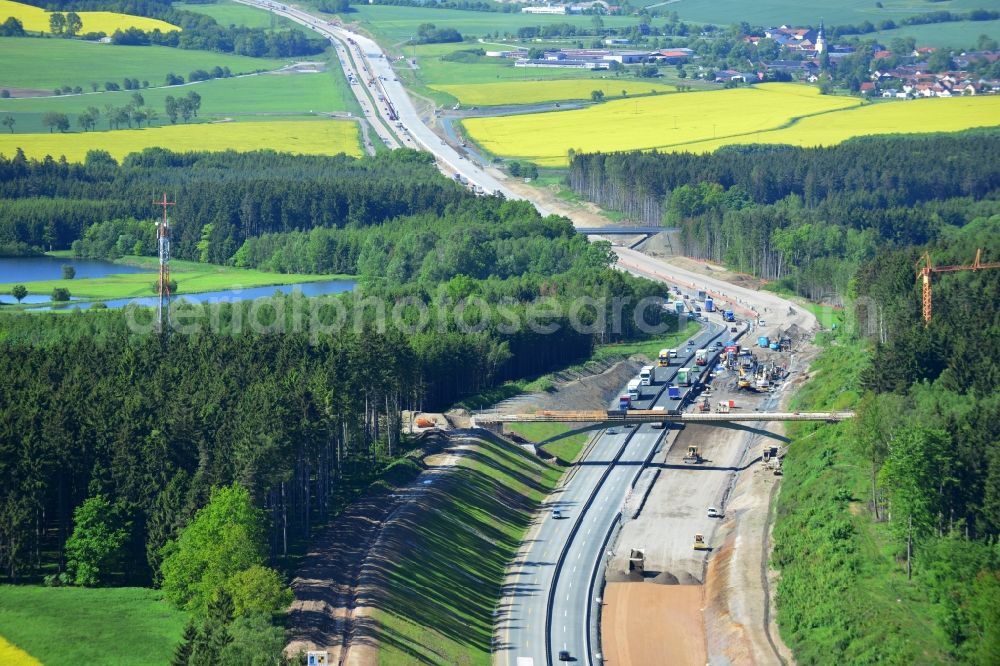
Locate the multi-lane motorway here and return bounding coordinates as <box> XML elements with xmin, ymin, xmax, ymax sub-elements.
<box><xmin>234</xmin><ymin>0</ymin><xmax>541</xmax><ymax>207</ymax></box>
<box><xmin>497</xmin><ymin>322</ymin><xmax>728</xmax><ymax>666</ymax></box>
<box><xmin>230</xmin><ymin>5</ymin><xmax>770</xmax><ymax>664</ymax></box>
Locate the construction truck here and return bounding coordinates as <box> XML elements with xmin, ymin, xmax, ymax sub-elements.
<box><xmin>693</xmin><ymin>533</ymin><xmax>709</xmax><ymax>550</ymax></box>
<box><xmin>683</xmin><ymin>445</ymin><xmax>702</xmax><ymax>464</ymax></box>
<box><xmin>658</xmin><ymin>349</ymin><xmax>670</xmax><ymax>367</ymax></box>
<box><xmin>737</xmin><ymin>368</ymin><xmax>752</xmax><ymax>390</ymax></box>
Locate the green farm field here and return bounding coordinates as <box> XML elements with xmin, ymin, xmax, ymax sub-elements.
<box><xmin>341</xmin><ymin>5</ymin><xmax>642</xmax><ymax>44</ymax></box>
<box><xmin>646</xmin><ymin>0</ymin><xmax>992</xmax><ymax>30</ymax></box>
<box><xmin>0</xmin><ymin>37</ymin><xmax>290</xmax><ymax>91</ymax></box>
<box><xmin>866</xmin><ymin>18</ymin><xmax>1000</xmax><ymax>49</ymax></box>
<box><xmin>463</xmin><ymin>83</ymin><xmax>1000</xmax><ymax>166</ymax></box>
<box><xmin>0</xmin><ymin>69</ymin><xmax>357</xmax><ymax>133</ymax></box>
<box><xmin>432</xmin><ymin>79</ymin><xmax>676</xmax><ymax>105</ymax></box>
<box><xmin>0</xmin><ymin>118</ymin><xmax>362</xmax><ymax>162</ymax></box>
<box><xmin>0</xmin><ymin>255</ymin><xmax>353</xmax><ymax>303</ymax></box>
<box><xmin>0</xmin><ymin>586</ymin><xmax>186</xmax><ymax>666</ymax></box>
<box><xmin>175</xmin><ymin>0</ymin><xmax>296</xmax><ymax>30</ymax></box>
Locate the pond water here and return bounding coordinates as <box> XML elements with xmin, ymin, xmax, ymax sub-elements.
<box><xmin>0</xmin><ymin>256</ymin><xmax>356</xmax><ymax>310</ymax></box>
<box><xmin>0</xmin><ymin>256</ymin><xmax>152</xmax><ymax>283</ymax></box>
<box><xmin>26</xmin><ymin>280</ymin><xmax>357</xmax><ymax>311</ymax></box>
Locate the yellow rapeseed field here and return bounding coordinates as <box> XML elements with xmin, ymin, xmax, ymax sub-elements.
<box><xmin>680</xmin><ymin>94</ymin><xmax>1000</xmax><ymax>153</ymax></box>
<box><xmin>0</xmin><ymin>0</ymin><xmax>179</xmax><ymax>34</ymax></box>
<box><xmin>463</xmin><ymin>83</ymin><xmax>863</xmax><ymax>166</ymax></box>
<box><xmin>464</xmin><ymin>83</ymin><xmax>1000</xmax><ymax>165</ymax></box>
<box><xmin>0</xmin><ymin>636</ymin><xmax>41</xmax><ymax>666</ymax></box>
<box><xmin>431</xmin><ymin>80</ymin><xmax>676</xmax><ymax>106</ymax></box>
<box><xmin>0</xmin><ymin>120</ymin><xmax>363</xmax><ymax>162</ymax></box>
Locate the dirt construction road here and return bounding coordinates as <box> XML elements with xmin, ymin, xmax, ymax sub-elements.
<box><xmin>602</xmin><ymin>583</ymin><xmax>707</xmax><ymax>666</ymax></box>
<box><xmin>604</xmin><ymin>249</ymin><xmax>815</xmax><ymax>666</ymax></box>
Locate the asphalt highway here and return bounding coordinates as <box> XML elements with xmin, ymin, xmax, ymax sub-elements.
<box><xmin>498</xmin><ymin>321</ymin><xmax>726</xmax><ymax>666</ymax></box>
<box><xmin>235</xmin><ymin>1</ymin><xmax>541</xmax><ymax>208</ymax></box>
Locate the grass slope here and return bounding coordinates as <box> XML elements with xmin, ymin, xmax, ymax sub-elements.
<box><xmin>175</xmin><ymin>0</ymin><xmax>296</xmax><ymax>30</ymax></box>
<box><xmin>0</xmin><ymin>0</ymin><xmax>178</xmax><ymax>34</ymax></box>
<box><xmin>372</xmin><ymin>434</ymin><xmax>561</xmax><ymax>665</ymax></box>
<box><xmin>0</xmin><ymin>37</ymin><xmax>289</xmax><ymax>90</ymax></box>
<box><xmin>0</xmin><ymin>70</ymin><xmax>355</xmax><ymax>133</ymax></box>
<box><xmin>0</xmin><ymin>585</ymin><xmax>186</xmax><ymax>666</ymax></box>
<box><xmin>463</xmin><ymin>83</ymin><xmax>1000</xmax><ymax>166</ymax></box>
<box><xmin>0</xmin><ymin>118</ymin><xmax>362</xmax><ymax>162</ymax></box>
<box><xmin>507</xmin><ymin>422</ymin><xmax>590</xmax><ymax>465</ymax></box>
<box><xmin>432</xmin><ymin>79</ymin><xmax>675</xmax><ymax>106</ymax></box>
<box><xmin>0</xmin><ymin>255</ymin><xmax>353</xmax><ymax>301</ymax></box>
<box><xmin>771</xmin><ymin>331</ymin><xmax>952</xmax><ymax>663</ymax></box>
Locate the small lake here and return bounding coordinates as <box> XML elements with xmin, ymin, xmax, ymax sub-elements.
<box><xmin>0</xmin><ymin>256</ymin><xmax>152</xmax><ymax>283</ymax></box>
<box><xmin>0</xmin><ymin>256</ymin><xmax>356</xmax><ymax>310</ymax></box>
<box><xmin>26</xmin><ymin>280</ymin><xmax>357</xmax><ymax>311</ymax></box>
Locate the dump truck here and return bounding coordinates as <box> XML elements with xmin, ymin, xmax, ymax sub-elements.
<box><xmin>683</xmin><ymin>445</ymin><xmax>702</xmax><ymax>464</ymax></box>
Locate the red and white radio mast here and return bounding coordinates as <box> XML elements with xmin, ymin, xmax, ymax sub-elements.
<box><xmin>153</xmin><ymin>193</ymin><xmax>175</xmax><ymax>332</ymax></box>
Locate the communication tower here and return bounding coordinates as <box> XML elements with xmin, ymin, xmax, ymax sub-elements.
<box><xmin>153</xmin><ymin>193</ymin><xmax>174</xmax><ymax>332</ymax></box>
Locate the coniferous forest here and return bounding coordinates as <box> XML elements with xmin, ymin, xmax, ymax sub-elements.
<box><xmin>568</xmin><ymin>132</ymin><xmax>1000</xmax><ymax>300</ymax></box>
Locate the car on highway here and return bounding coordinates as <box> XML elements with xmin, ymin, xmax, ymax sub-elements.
<box><xmin>708</xmin><ymin>507</ymin><xmax>720</xmax><ymax>518</ymax></box>
<box><xmin>715</xmin><ymin>341</ymin><xmax>724</xmax><ymax>348</ymax></box>
<box><xmin>758</xmin><ymin>319</ymin><xmax>767</xmax><ymax>326</ymax></box>
<box><xmin>688</xmin><ymin>339</ymin><xmax>695</xmax><ymax>345</ymax></box>
<box><xmin>607</xmin><ymin>427</ymin><xmax>619</xmax><ymax>435</ymax></box>
<box><xmin>558</xmin><ymin>650</ymin><xmax>572</xmax><ymax>661</ymax></box>
<box><xmin>731</xmin><ymin>326</ymin><xmax>738</xmax><ymax>332</ymax></box>
<box><xmin>552</xmin><ymin>509</ymin><xmax>563</xmax><ymax>520</ymax></box>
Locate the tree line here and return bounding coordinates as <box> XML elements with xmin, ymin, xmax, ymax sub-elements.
<box><xmin>0</xmin><ymin>148</ymin><xmax>466</xmax><ymax>260</ymax></box>
<box><xmin>16</xmin><ymin>0</ymin><xmax>327</xmax><ymax>57</ymax></box>
<box><xmin>568</xmin><ymin>132</ymin><xmax>1000</xmax><ymax>299</ymax></box>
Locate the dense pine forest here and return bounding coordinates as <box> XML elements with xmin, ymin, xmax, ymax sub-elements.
<box><xmin>568</xmin><ymin>132</ymin><xmax>1000</xmax><ymax>299</ymax></box>
<box><xmin>0</xmin><ymin>147</ymin><xmax>679</xmax><ymax>662</ymax></box>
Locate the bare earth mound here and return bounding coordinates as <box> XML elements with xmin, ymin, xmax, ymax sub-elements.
<box><xmin>602</xmin><ymin>583</ymin><xmax>707</xmax><ymax>666</ymax></box>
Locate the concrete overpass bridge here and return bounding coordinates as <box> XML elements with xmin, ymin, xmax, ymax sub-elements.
<box><xmin>476</xmin><ymin>409</ymin><xmax>855</xmax><ymax>426</ymax></box>
<box><xmin>576</xmin><ymin>226</ymin><xmax>678</xmax><ymax>235</ymax></box>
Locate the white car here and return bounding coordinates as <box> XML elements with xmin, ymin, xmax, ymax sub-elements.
<box><xmin>552</xmin><ymin>509</ymin><xmax>563</xmax><ymax>519</ymax></box>
<box><xmin>707</xmin><ymin>507</ymin><xmax>720</xmax><ymax>518</ymax></box>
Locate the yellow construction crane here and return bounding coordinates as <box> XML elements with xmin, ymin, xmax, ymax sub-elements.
<box><xmin>918</xmin><ymin>248</ymin><xmax>1000</xmax><ymax>325</ymax></box>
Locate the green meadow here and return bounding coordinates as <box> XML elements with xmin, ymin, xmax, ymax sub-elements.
<box><xmin>340</xmin><ymin>5</ymin><xmax>642</xmax><ymax>44</ymax></box>
<box><xmin>0</xmin><ymin>586</ymin><xmax>186</xmax><ymax>666</ymax></box>
<box><xmin>174</xmin><ymin>0</ymin><xmax>297</xmax><ymax>30</ymax></box>
<box><xmin>0</xmin><ymin>67</ymin><xmax>359</xmax><ymax>133</ymax></box>
<box><xmin>0</xmin><ymin>37</ymin><xmax>291</xmax><ymax>91</ymax></box>
<box><xmin>648</xmin><ymin>0</ymin><xmax>990</xmax><ymax>28</ymax></box>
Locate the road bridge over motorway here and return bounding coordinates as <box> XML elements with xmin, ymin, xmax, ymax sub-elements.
<box><xmin>576</xmin><ymin>226</ymin><xmax>678</xmax><ymax>235</ymax></box>
<box><xmin>476</xmin><ymin>410</ymin><xmax>855</xmax><ymax>425</ymax></box>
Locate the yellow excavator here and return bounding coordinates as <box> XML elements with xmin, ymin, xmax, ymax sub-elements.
<box><xmin>693</xmin><ymin>534</ymin><xmax>709</xmax><ymax>550</ymax></box>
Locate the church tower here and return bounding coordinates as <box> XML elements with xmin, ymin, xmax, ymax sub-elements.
<box><xmin>815</xmin><ymin>19</ymin><xmax>826</xmax><ymax>54</ymax></box>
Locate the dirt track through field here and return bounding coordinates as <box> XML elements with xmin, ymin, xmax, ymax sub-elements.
<box><xmin>602</xmin><ymin>583</ymin><xmax>706</xmax><ymax>666</ymax></box>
